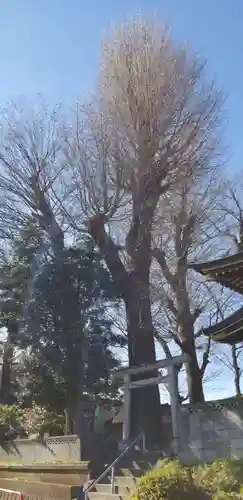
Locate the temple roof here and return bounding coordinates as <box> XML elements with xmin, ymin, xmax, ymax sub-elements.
<box><xmin>190</xmin><ymin>252</ymin><xmax>243</xmax><ymax>295</ymax></box>
<box><xmin>190</xmin><ymin>252</ymin><xmax>243</xmax><ymax>344</ymax></box>
<box><xmin>202</xmin><ymin>306</ymin><xmax>243</xmax><ymax>344</ymax></box>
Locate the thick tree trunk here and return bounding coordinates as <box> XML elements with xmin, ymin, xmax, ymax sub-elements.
<box><xmin>0</xmin><ymin>341</ymin><xmax>14</xmax><ymax>403</ymax></box>
<box><xmin>125</xmin><ymin>276</ymin><xmax>162</xmax><ymax>447</ymax></box>
<box><xmin>88</xmin><ymin>214</ymin><xmax>162</xmax><ymax>448</ymax></box>
<box><xmin>180</xmin><ymin>335</ymin><xmax>204</xmax><ymax>403</ymax></box>
<box><xmin>126</xmin><ymin>231</ymin><xmax>162</xmax><ymax>446</ymax></box>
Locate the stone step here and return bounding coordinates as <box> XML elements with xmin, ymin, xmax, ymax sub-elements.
<box><xmin>114</xmin><ymin>475</ymin><xmax>138</xmax><ymax>487</ymax></box>
<box><xmin>116</xmin><ymin>463</ymin><xmax>152</xmax><ymax>477</ymax></box>
<box><xmin>88</xmin><ymin>494</ymin><xmax>124</xmax><ymax>500</ymax></box>
<box><xmin>85</xmin><ymin>475</ymin><xmax>139</xmax><ymax>497</ymax></box>
<box><xmin>118</xmin><ymin>467</ymin><xmax>146</xmax><ymax>477</ymax></box>
<box><xmin>118</xmin><ymin>453</ymin><xmax>162</xmax><ymax>469</ymax></box>
<box><xmin>95</xmin><ymin>483</ymin><xmax>132</xmax><ymax>496</ymax></box>
<box><xmin>86</xmin><ymin>451</ymin><xmax>160</xmax><ymax>500</ymax></box>
<box><xmin>87</xmin><ymin>476</ymin><xmax>138</xmax><ymax>499</ymax></box>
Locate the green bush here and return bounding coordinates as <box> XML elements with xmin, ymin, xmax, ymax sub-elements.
<box><xmin>0</xmin><ymin>404</ymin><xmax>24</xmax><ymax>439</ymax></box>
<box><xmin>0</xmin><ymin>404</ymin><xmax>23</xmax><ymax>427</ymax></box>
<box><xmin>194</xmin><ymin>460</ymin><xmax>242</xmax><ymax>493</ymax></box>
<box><xmin>131</xmin><ymin>458</ymin><xmax>243</xmax><ymax>499</ymax></box>
<box><xmin>212</xmin><ymin>492</ymin><xmax>242</xmax><ymax>499</ymax></box>
<box><xmin>22</xmin><ymin>405</ymin><xmax>64</xmax><ymax>437</ymax></box>
<box><xmin>131</xmin><ymin>460</ymin><xmax>210</xmax><ymax>500</ymax></box>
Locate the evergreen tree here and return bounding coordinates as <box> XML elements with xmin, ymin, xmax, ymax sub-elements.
<box><xmin>0</xmin><ymin>225</ymin><xmax>124</xmax><ymax>431</ymax></box>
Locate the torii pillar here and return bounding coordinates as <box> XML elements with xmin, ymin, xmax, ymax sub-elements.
<box><xmin>113</xmin><ymin>353</ymin><xmax>189</xmax><ymax>454</ymax></box>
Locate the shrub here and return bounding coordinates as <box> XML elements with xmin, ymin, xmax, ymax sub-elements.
<box><xmin>0</xmin><ymin>404</ymin><xmax>23</xmax><ymax>427</ymax></box>
<box><xmin>0</xmin><ymin>404</ymin><xmax>24</xmax><ymax>439</ymax></box>
<box><xmin>131</xmin><ymin>460</ymin><xmax>209</xmax><ymax>500</ymax></box>
<box><xmin>22</xmin><ymin>405</ymin><xmax>64</xmax><ymax>437</ymax></box>
<box><xmin>194</xmin><ymin>460</ymin><xmax>242</xmax><ymax>493</ymax></box>
<box><xmin>212</xmin><ymin>492</ymin><xmax>242</xmax><ymax>499</ymax></box>
<box><xmin>131</xmin><ymin>458</ymin><xmax>243</xmax><ymax>499</ymax></box>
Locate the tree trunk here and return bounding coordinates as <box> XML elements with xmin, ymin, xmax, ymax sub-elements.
<box><xmin>74</xmin><ymin>398</ymin><xmax>91</xmax><ymax>460</ymax></box>
<box><xmin>126</xmin><ymin>226</ymin><xmax>162</xmax><ymax>446</ymax></box>
<box><xmin>64</xmin><ymin>407</ymin><xmax>74</xmax><ymax>435</ymax></box>
<box><xmin>180</xmin><ymin>335</ymin><xmax>204</xmax><ymax>403</ymax></box>
<box><xmin>234</xmin><ymin>373</ymin><xmax>241</xmax><ymax>397</ymax></box>
<box><xmin>125</xmin><ymin>275</ymin><xmax>162</xmax><ymax>447</ymax></box>
<box><xmin>153</xmin><ymin>245</ymin><xmax>206</xmax><ymax>404</ymax></box>
<box><xmin>232</xmin><ymin>345</ymin><xmax>241</xmax><ymax>396</ymax></box>
<box><xmin>88</xmin><ymin>214</ymin><xmax>162</xmax><ymax>448</ymax></box>
<box><xmin>176</xmin><ymin>256</ymin><xmax>205</xmax><ymax>403</ymax></box>
<box><xmin>0</xmin><ymin>341</ymin><xmax>14</xmax><ymax>403</ymax></box>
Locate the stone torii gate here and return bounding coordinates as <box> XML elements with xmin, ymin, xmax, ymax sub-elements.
<box><xmin>113</xmin><ymin>353</ymin><xmax>189</xmax><ymax>453</ymax></box>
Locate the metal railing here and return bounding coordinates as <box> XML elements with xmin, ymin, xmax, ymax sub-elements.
<box><xmin>84</xmin><ymin>431</ymin><xmax>145</xmax><ymax>500</ymax></box>
<box><xmin>0</xmin><ymin>488</ymin><xmax>24</xmax><ymax>500</ymax></box>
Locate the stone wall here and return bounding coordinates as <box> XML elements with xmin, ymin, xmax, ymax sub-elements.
<box><xmin>0</xmin><ymin>435</ymin><xmax>81</xmax><ymax>463</ymax></box>
<box><xmin>179</xmin><ymin>398</ymin><xmax>243</xmax><ymax>463</ymax></box>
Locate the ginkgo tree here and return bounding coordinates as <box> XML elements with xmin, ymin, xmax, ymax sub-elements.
<box><xmin>66</xmin><ymin>17</ymin><xmax>224</xmax><ymax>443</ymax></box>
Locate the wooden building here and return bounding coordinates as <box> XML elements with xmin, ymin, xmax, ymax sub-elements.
<box><xmin>190</xmin><ymin>252</ymin><xmax>243</xmax><ymax>344</ymax></box>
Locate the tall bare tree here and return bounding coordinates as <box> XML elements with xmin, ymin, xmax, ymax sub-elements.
<box><xmin>215</xmin><ymin>343</ymin><xmax>243</xmax><ymax>396</ymax></box>
<box><xmin>219</xmin><ymin>174</ymin><xmax>243</xmax><ymax>251</ymax></box>
<box><xmin>151</xmin><ymin>169</ymin><xmax>230</xmax><ymax>402</ymax></box>
<box><xmin>0</xmin><ymin>99</ymin><xmax>86</xmax><ymax>436</ymax></box>
<box><xmin>67</xmin><ymin>17</ymin><xmax>224</xmax><ymax>443</ymax></box>
<box><xmin>212</xmin><ymin>175</ymin><xmax>243</xmax><ymax>397</ymax></box>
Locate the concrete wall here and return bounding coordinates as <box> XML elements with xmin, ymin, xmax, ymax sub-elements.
<box><xmin>0</xmin><ymin>463</ymin><xmax>90</xmax><ymax>487</ymax></box>
<box><xmin>179</xmin><ymin>398</ymin><xmax>243</xmax><ymax>463</ymax></box>
<box><xmin>0</xmin><ymin>435</ymin><xmax>81</xmax><ymax>463</ymax></box>
<box><xmin>2</xmin><ymin>399</ymin><xmax>243</xmax><ymax>465</ymax></box>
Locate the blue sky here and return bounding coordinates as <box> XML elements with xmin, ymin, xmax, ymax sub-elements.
<box><xmin>0</xmin><ymin>0</ymin><xmax>242</xmax><ymax>171</ymax></box>
<box><xmin>0</xmin><ymin>0</ymin><xmax>243</xmax><ymax>400</ymax></box>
